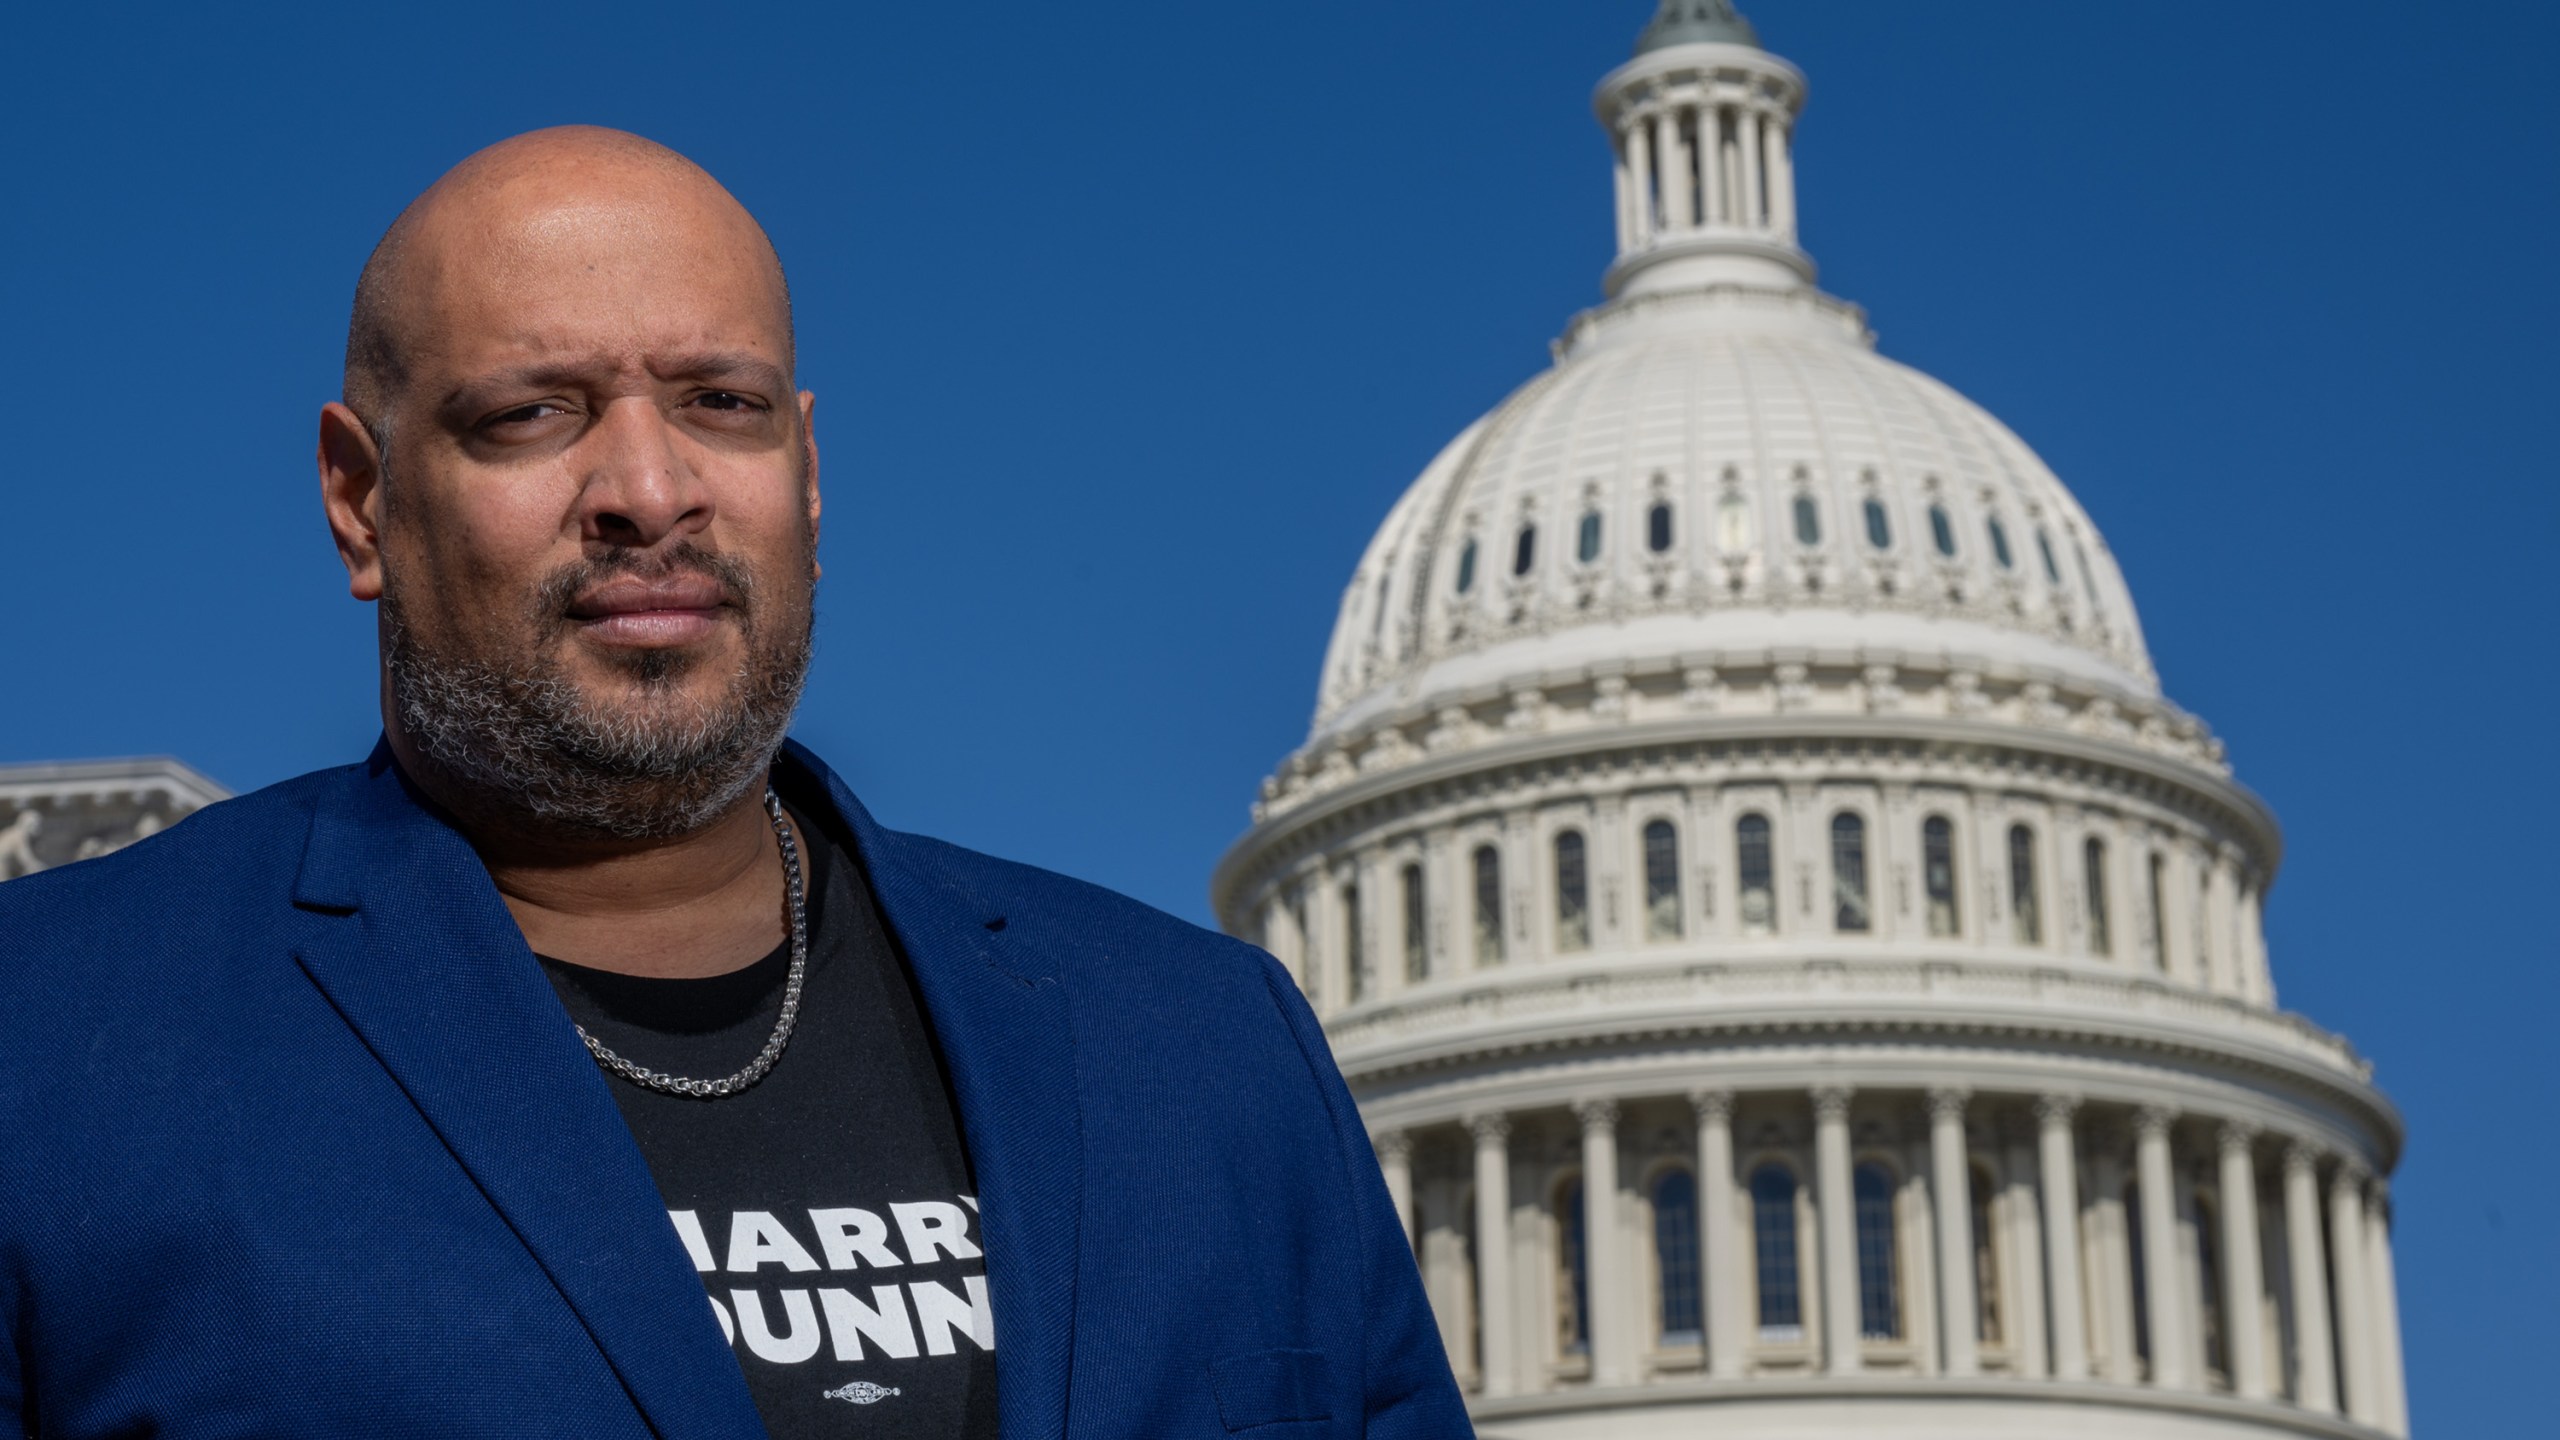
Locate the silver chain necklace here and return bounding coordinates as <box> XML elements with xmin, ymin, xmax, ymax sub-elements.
<box><xmin>573</xmin><ymin>787</ymin><xmax>807</xmax><ymax>1100</ymax></box>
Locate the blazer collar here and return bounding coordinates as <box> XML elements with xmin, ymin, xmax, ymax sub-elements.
<box><xmin>293</xmin><ymin>740</ymin><xmax>1082</xmax><ymax>1440</ymax></box>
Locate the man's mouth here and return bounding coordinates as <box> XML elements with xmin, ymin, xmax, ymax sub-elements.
<box><xmin>564</xmin><ymin>573</ymin><xmax>735</xmax><ymax>647</ymax></box>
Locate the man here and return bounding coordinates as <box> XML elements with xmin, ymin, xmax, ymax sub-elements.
<box><xmin>0</xmin><ymin>128</ymin><xmax>1469</xmax><ymax>1439</ymax></box>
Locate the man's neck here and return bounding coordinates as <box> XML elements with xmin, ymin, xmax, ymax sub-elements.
<box><xmin>390</xmin><ymin>732</ymin><xmax>796</xmax><ymax>979</ymax></box>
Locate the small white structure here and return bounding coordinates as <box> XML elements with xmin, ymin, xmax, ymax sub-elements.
<box><xmin>0</xmin><ymin>757</ymin><xmax>227</xmax><ymax>880</ymax></box>
<box><xmin>1211</xmin><ymin>3</ymin><xmax>2408</xmax><ymax>1436</ymax></box>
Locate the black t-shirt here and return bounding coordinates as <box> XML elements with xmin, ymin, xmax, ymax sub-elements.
<box><xmin>539</xmin><ymin>811</ymin><xmax>998</xmax><ymax>1440</ymax></box>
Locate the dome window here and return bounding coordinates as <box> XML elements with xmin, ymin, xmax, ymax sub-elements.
<box><xmin>1472</xmin><ymin>845</ymin><xmax>1505</xmax><ymax>965</ymax></box>
<box><xmin>1643</xmin><ymin>820</ymin><xmax>1682</xmax><ymax>940</ymax></box>
<box><xmin>1654</xmin><ymin>1170</ymin><xmax>1703</xmax><ymax>1346</ymax></box>
<box><xmin>1513</xmin><ymin>524</ymin><xmax>1537</xmax><ymax>577</ymax></box>
<box><xmin>1577</xmin><ymin>511</ymin><xmax>1603</xmax><ymax>564</ymax></box>
<box><xmin>1855</xmin><ymin>1162</ymin><xmax>1905</xmax><ymax>1340</ymax></box>
<box><xmin>1750</xmin><ymin>1165</ymin><xmax>1804</xmax><ymax>1337</ymax></box>
<box><xmin>1647</xmin><ymin>502</ymin><xmax>1674</xmax><ymax>553</ymax></box>
<box><xmin>1863</xmin><ymin>498</ymin><xmax>1891</xmax><ymax>550</ymax></box>
<box><xmin>1929</xmin><ymin>504</ymin><xmax>1957</xmax><ymax>557</ymax></box>
<box><xmin>2036</xmin><ymin>529</ymin><xmax>2062</xmax><ymax>585</ymax></box>
<box><xmin>1455</xmin><ymin>539</ymin><xmax>1478</xmax><ymax>595</ymax></box>
<box><xmin>1554</xmin><ymin>830</ymin><xmax>1590</xmax><ymax>953</ymax></box>
<box><xmin>1831</xmin><ymin>812</ymin><xmax>1871</xmax><ymax>933</ymax></box>
<box><xmin>1716</xmin><ymin>493</ymin><xmax>1753</xmax><ymax>554</ymax></box>
<box><xmin>2072</xmin><ymin>541</ymin><xmax>2099</xmax><ymax>602</ymax></box>
<box><xmin>1988</xmin><ymin>518</ymin><xmax>2015</xmax><ymax>570</ymax></box>
<box><xmin>1791</xmin><ymin>495</ymin><xmax>1821</xmax><ymax>546</ymax></box>
<box><xmin>1923</xmin><ymin>815</ymin><xmax>1960</xmax><ymax>937</ymax></box>
<box><xmin>1736</xmin><ymin>814</ymin><xmax>1776</xmax><ymax>936</ymax></box>
<box><xmin>2084</xmin><ymin>837</ymin><xmax>2112</xmax><ymax>958</ymax></box>
<box><xmin>2008</xmin><ymin>824</ymin><xmax>2042</xmax><ymax>946</ymax></box>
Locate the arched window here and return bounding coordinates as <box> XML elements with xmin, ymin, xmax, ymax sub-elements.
<box><xmin>1929</xmin><ymin>503</ymin><xmax>1957</xmax><ymax>557</ymax></box>
<box><xmin>1969</xmin><ymin>1164</ymin><xmax>2004</xmax><ymax>1345</ymax></box>
<box><xmin>1853</xmin><ymin>1162</ymin><xmax>1903</xmax><ymax>1339</ymax></box>
<box><xmin>1863</xmin><ymin>497</ymin><xmax>1892</xmax><ymax>549</ymax></box>
<box><xmin>1988</xmin><ymin>517</ymin><xmax>2015</xmax><ymax>570</ymax></box>
<box><xmin>2196</xmin><ymin>1192</ymin><xmax>2230</xmax><ymax>1382</ymax></box>
<box><xmin>1455</xmin><ymin>538</ymin><xmax>1478</xmax><ymax>595</ymax></box>
<box><xmin>1654</xmin><ymin>1170</ymin><xmax>1702</xmax><ymax>1345</ymax></box>
<box><xmin>1749</xmin><ymin>1165</ymin><xmax>1803</xmax><ymax>1337</ymax></box>
<box><xmin>1473</xmin><ymin>844</ymin><xmax>1505</xmax><ymax>965</ymax></box>
<box><xmin>2036</xmin><ymin>528</ymin><xmax>2062</xmax><ymax>584</ymax></box>
<box><xmin>2072</xmin><ymin>540</ymin><xmax>2100</xmax><ymax>602</ymax></box>
<box><xmin>1643</xmin><ymin>820</ymin><xmax>1682</xmax><ymax>940</ymax></box>
<box><xmin>1647</xmin><ymin>502</ymin><xmax>1675</xmax><ymax>553</ymax></box>
<box><xmin>1558</xmin><ymin>1178</ymin><xmax>1590</xmax><ymax>1356</ymax></box>
<box><xmin>1717</xmin><ymin>493</ymin><xmax>1753</xmax><ymax>554</ymax></box>
<box><xmin>1513</xmin><ymin>524</ymin><xmax>1537</xmax><ymax>576</ymax></box>
<box><xmin>1736</xmin><ymin>814</ymin><xmax>1776</xmax><ymax>936</ymax></box>
<box><xmin>1831</xmin><ymin>812</ymin><xmax>1871</xmax><ymax>933</ymax></box>
<box><xmin>2084</xmin><ymin>837</ymin><xmax>2112</xmax><ymax>957</ymax></box>
<box><xmin>1577</xmin><ymin>511</ymin><xmax>1603</xmax><ymax>564</ymax></box>
<box><xmin>1342</xmin><ymin>881</ymin><xmax>1368</xmax><ymax>1002</ymax></box>
<box><xmin>2008</xmin><ymin>824</ymin><xmax>2042</xmax><ymax>945</ymax></box>
<box><xmin>1400</xmin><ymin>862</ymin><xmax>1428</xmax><ymax>983</ymax></box>
<box><xmin>1923</xmin><ymin>816</ymin><xmax>1960</xmax><ymax>937</ymax></box>
<box><xmin>1791</xmin><ymin>494</ymin><xmax>1822</xmax><ymax>546</ymax></box>
<box><xmin>2146</xmin><ymin>851</ymin><xmax>2169</xmax><ymax>970</ymax></box>
<box><xmin>1554</xmin><ymin>830</ymin><xmax>1590</xmax><ymax>952</ymax></box>
<box><xmin>2196</xmin><ymin>868</ymin><xmax>2215</xmax><ymax>978</ymax></box>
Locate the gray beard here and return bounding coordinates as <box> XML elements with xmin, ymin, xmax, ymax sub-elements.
<box><xmin>382</xmin><ymin>553</ymin><xmax>812</xmax><ymax>842</ymax></box>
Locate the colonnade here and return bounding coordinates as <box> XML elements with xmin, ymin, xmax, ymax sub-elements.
<box><xmin>1374</xmin><ymin>1085</ymin><xmax>2405</xmax><ymax>1434</ymax></box>
<box><xmin>1613</xmin><ymin>96</ymin><xmax>1796</xmax><ymax>251</ymax></box>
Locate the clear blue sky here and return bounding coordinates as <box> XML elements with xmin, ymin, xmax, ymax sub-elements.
<box><xmin>4</xmin><ymin>1</ymin><xmax>2550</xmax><ymax>1429</ymax></box>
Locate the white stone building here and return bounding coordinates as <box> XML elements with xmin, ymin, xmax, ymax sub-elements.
<box><xmin>0</xmin><ymin>758</ymin><xmax>226</xmax><ymax>881</ymax></box>
<box><xmin>1209</xmin><ymin>3</ymin><xmax>2409</xmax><ymax>1436</ymax></box>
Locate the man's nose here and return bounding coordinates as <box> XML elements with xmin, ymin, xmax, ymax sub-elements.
<box><xmin>575</xmin><ymin>398</ymin><xmax>711</xmax><ymax>547</ymax></box>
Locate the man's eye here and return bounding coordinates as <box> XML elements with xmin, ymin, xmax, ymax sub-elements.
<box><xmin>487</xmin><ymin>402</ymin><xmax>566</xmax><ymax>427</ymax></box>
<box><xmin>694</xmin><ymin>391</ymin><xmax>761</xmax><ymax>412</ymax></box>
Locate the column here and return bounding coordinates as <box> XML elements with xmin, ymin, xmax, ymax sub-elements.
<box><xmin>1656</xmin><ymin>108</ymin><xmax>1692</xmax><ymax>234</ymax></box>
<box><xmin>2090</xmin><ymin>1143</ymin><xmax>2140</xmax><ymax>1382</ymax></box>
<box><xmin>1419</xmin><ymin>1177</ymin><xmax>1474</xmax><ymax>1388</ymax></box>
<box><xmin>2329</xmin><ymin>1164</ymin><xmax>2378</xmax><ymax>1425</ymax></box>
<box><xmin>1377</xmin><ymin>1130</ymin><xmax>1414</xmax><ymax>1250</ymax></box>
<box><xmin>2281</xmin><ymin>1145</ymin><xmax>2337</xmax><ymax>1414</ymax></box>
<box><xmin>1814</xmin><ymin>1086</ymin><xmax>1863</xmax><ymax>1375</ymax></box>
<box><xmin>1929</xmin><ymin>1088</ymin><xmax>1980</xmax><ymax>1376</ymax></box>
<box><xmin>2216</xmin><ymin>1123</ymin><xmax>2271</xmax><ymax>1400</ymax></box>
<box><xmin>1736</xmin><ymin>106</ymin><xmax>1765</xmax><ymax>230</ymax></box>
<box><xmin>1693</xmin><ymin>1089</ymin><xmax>1746</xmax><ymax>1379</ymax></box>
<box><xmin>1469</xmin><ymin>1114</ymin><xmax>1518</xmax><ymax>1397</ymax></box>
<box><xmin>2002</xmin><ymin>1115</ymin><xmax>2050</xmax><ymax>1378</ymax></box>
<box><xmin>2133</xmin><ymin>1107</ymin><xmax>2192</xmax><ymax>1389</ymax></box>
<box><xmin>2364</xmin><ymin>1180</ymin><xmax>2409</xmax><ymax>1437</ymax></box>
<box><xmin>1697</xmin><ymin>105</ymin><xmax>1726</xmax><ymax>227</ymax></box>
<box><xmin>2037</xmin><ymin>1095</ymin><xmax>2090</xmax><ymax>1381</ymax></box>
<box><xmin>1578</xmin><ymin>1098</ymin><xmax>1637</xmax><ymax>1386</ymax></box>
<box><xmin>1628</xmin><ymin>115</ymin><xmax>1656</xmax><ymax>245</ymax></box>
<box><xmin>1612</xmin><ymin>129</ymin><xmax>1636</xmax><ymax>253</ymax></box>
<box><xmin>1765</xmin><ymin>115</ymin><xmax>1796</xmax><ymax>239</ymax></box>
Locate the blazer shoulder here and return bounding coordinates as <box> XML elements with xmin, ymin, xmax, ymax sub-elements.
<box><xmin>0</xmin><ymin>763</ymin><xmax>351</xmax><ymax>940</ymax></box>
<box><xmin>877</xmin><ymin>826</ymin><xmax>1278</xmax><ymax>983</ymax></box>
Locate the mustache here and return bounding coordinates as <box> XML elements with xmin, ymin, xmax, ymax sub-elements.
<box><xmin>532</xmin><ymin>543</ymin><xmax>758</xmax><ymax>624</ymax></box>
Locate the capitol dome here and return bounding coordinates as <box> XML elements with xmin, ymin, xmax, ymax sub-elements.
<box><xmin>1215</xmin><ymin>5</ymin><xmax>2405</xmax><ymax>1439</ymax></box>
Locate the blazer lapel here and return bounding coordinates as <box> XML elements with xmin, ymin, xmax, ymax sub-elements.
<box><xmin>291</xmin><ymin>748</ymin><xmax>766</xmax><ymax>1440</ymax></box>
<box><xmin>787</xmin><ymin>743</ymin><xmax>1083</xmax><ymax>1440</ymax></box>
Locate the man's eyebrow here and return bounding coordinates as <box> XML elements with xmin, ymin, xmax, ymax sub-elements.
<box><xmin>436</xmin><ymin>352</ymin><xmax>788</xmax><ymax>414</ymax></box>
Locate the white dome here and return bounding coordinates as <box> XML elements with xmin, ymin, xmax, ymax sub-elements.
<box><xmin>1312</xmin><ymin>285</ymin><xmax>2155</xmax><ymax>744</ymax></box>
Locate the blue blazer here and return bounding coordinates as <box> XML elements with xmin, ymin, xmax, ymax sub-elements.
<box><xmin>0</xmin><ymin>741</ymin><xmax>1469</xmax><ymax>1438</ymax></box>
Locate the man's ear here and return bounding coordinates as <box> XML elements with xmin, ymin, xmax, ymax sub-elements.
<box><xmin>800</xmin><ymin>389</ymin><xmax>822</xmax><ymax>579</ymax></box>
<box><xmin>319</xmin><ymin>403</ymin><xmax>388</xmax><ymax>602</ymax></box>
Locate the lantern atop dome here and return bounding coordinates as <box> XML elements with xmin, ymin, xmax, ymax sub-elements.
<box><xmin>1636</xmin><ymin>0</ymin><xmax>1761</xmax><ymax>54</ymax></box>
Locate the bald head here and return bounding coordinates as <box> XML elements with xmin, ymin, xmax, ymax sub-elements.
<box><xmin>343</xmin><ymin>126</ymin><xmax>792</xmax><ymax>444</ymax></box>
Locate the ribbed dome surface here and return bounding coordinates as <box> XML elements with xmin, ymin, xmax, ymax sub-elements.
<box><xmin>1310</xmin><ymin>288</ymin><xmax>2154</xmax><ymax>740</ymax></box>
